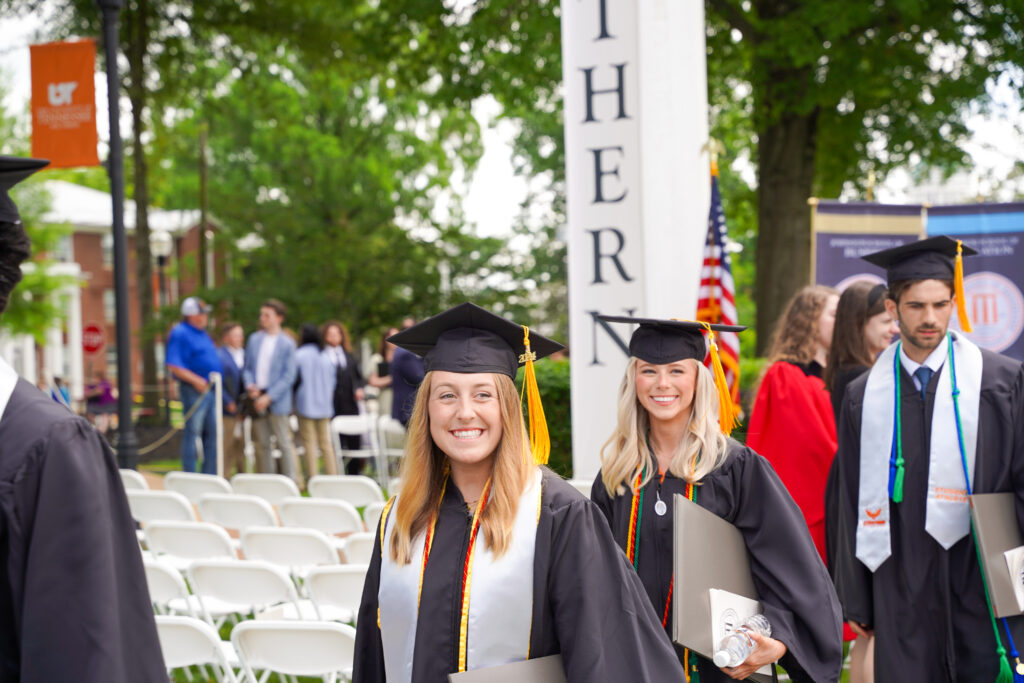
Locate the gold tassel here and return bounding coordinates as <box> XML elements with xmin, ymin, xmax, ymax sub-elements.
<box><xmin>701</xmin><ymin>323</ymin><xmax>739</xmax><ymax>435</ymax></box>
<box><xmin>520</xmin><ymin>326</ymin><xmax>550</xmax><ymax>465</ymax></box>
<box><xmin>954</xmin><ymin>240</ymin><xmax>973</xmax><ymax>333</ymax></box>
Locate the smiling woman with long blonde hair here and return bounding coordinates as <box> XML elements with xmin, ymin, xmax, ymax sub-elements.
<box><xmin>352</xmin><ymin>303</ymin><xmax>683</xmax><ymax>683</ymax></box>
<box><xmin>592</xmin><ymin>316</ymin><xmax>843</xmax><ymax>683</ymax></box>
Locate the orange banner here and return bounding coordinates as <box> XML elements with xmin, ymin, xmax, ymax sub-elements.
<box><xmin>30</xmin><ymin>39</ymin><xmax>99</xmax><ymax>168</ymax></box>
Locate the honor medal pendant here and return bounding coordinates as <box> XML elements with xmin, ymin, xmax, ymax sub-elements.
<box><xmin>654</xmin><ymin>492</ymin><xmax>667</xmax><ymax>517</ymax></box>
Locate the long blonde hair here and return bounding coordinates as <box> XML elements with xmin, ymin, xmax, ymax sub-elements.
<box><xmin>388</xmin><ymin>371</ymin><xmax>533</xmax><ymax>564</ymax></box>
<box><xmin>599</xmin><ymin>358</ymin><xmax>729</xmax><ymax>497</ymax></box>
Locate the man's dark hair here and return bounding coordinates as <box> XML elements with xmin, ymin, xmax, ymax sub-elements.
<box><xmin>220</xmin><ymin>321</ymin><xmax>242</xmax><ymax>338</ymax></box>
<box><xmin>0</xmin><ymin>221</ymin><xmax>31</xmax><ymax>314</ymax></box>
<box><xmin>888</xmin><ymin>279</ymin><xmax>953</xmax><ymax>304</ymax></box>
<box><xmin>262</xmin><ymin>298</ymin><xmax>287</xmax><ymax>318</ymax></box>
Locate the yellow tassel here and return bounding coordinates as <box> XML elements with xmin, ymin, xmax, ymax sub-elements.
<box><xmin>520</xmin><ymin>326</ymin><xmax>550</xmax><ymax>465</ymax></box>
<box><xmin>954</xmin><ymin>240</ymin><xmax>973</xmax><ymax>333</ymax></box>
<box><xmin>700</xmin><ymin>323</ymin><xmax>739</xmax><ymax>436</ymax></box>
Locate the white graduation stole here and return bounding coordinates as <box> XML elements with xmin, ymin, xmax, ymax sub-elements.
<box><xmin>856</xmin><ymin>333</ymin><xmax>981</xmax><ymax>571</ymax></box>
<box><xmin>378</xmin><ymin>467</ymin><xmax>542</xmax><ymax>683</ymax></box>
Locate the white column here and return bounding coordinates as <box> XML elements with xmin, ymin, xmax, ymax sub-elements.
<box><xmin>562</xmin><ymin>0</ymin><xmax>710</xmax><ymax>479</ymax></box>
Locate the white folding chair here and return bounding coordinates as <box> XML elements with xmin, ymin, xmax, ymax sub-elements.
<box><xmin>330</xmin><ymin>414</ymin><xmax>382</xmax><ymax>482</ymax></box>
<box><xmin>362</xmin><ymin>501</ymin><xmax>387</xmax><ymax>533</ymax></box>
<box><xmin>278</xmin><ymin>497</ymin><xmax>365</xmax><ymax>548</ymax></box>
<box><xmin>145</xmin><ymin>521</ymin><xmax>237</xmax><ymax>572</ymax></box>
<box><xmin>120</xmin><ymin>468</ymin><xmax>149</xmax><ymax>490</ymax></box>
<box><xmin>567</xmin><ymin>479</ymin><xmax>593</xmax><ymax>499</ymax></box>
<box><xmin>198</xmin><ymin>494</ymin><xmax>280</xmax><ymax>533</ymax></box>
<box><xmin>126</xmin><ymin>489</ymin><xmax>197</xmax><ymax>525</ymax></box>
<box><xmin>156</xmin><ymin>614</ymin><xmax>240</xmax><ymax>683</ymax></box>
<box><xmin>376</xmin><ymin>415</ymin><xmax>406</xmax><ymax>471</ymax></box>
<box><xmin>230</xmin><ymin>473</ymin><xmax>301</xmax><ymax>506</ymax></box>
<box><xmin>240</xmin><ymin>527</ymin><xmax>340</xmax><ymax>583</ymax></box>
<box><xmin>306</xmin><ymin>565</ymin><xmax>369</xmax><ymax>625</ymax></box>
<box><xmin>341</xmin><ymin>533</ymin><xmax>375</xmax><ymax>565</ymax></box>
<box><xmin>188</xmin><ymin>559</ymin><xmax>320</xmax><ymax>623</ymax></box>
<box><xmin>165</xmin><ymin>471</ymin><xmax>233</xmax><ymax>503</ymax></box>
<box><xmin>231</xmin><ymin>620</ymin><xmax>356</xmax><ymax>683</ymax></box>
<box><xmin>145</xmin><ymin>557</ymin><xmax>238</xmax><ymax>628</ymax></box>
<box><xmin>308</xmin><ymin>474</ymin><xmax>385</xmax><ymax>507</ymax></box>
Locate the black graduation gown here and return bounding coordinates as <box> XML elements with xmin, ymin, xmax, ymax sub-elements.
<box><xmin>825</xmin><ymin>364</ymin><xmax>869</xmax><ymax>574</ymax></box>
<box><xmin>353</xmin><ymin>467</ymin><xmax>684</xmax><ymax>682</ymax></box>
<box><xmin>0</xmin><ymin>379</ymin><xmax>165</xmax><ymax>681</ymax></box>
<box><xmin>591</xmin><ymin>440</ymin><xmax>844</xmax><ymax>683</ymax></box>
<box><xmin>833</xmin><ymin>348</ymin><xmax>1024</xmax><ymax>682</ymax></box>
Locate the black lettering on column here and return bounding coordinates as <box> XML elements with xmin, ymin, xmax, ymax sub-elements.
<box><xmin>587</xmin><ymin>228</ymin><xmax>634</xmax><ymax>284</ymax></box>
<box><xmin>587</xmin><ymin>309</ymin><xmax>636</xmax><ymax>365</ymax></box>
<box><xmin>590</xmin><ymin>0</ymin><xmax>613</xmax><ymax>40</ymax></box>
<box><xmin>580</xmin><ymin>64</ymin><xmax>629</xmax><ymax>123</ymax></box>
<box><xmin>589</xmin><ymin>146</ymin><xmax>626</xmax><ymax>204</ymax></box>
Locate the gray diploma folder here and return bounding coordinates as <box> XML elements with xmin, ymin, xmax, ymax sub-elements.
<box><xmin>673</xmin><ymin>494</ymin><xmax>772</xmax><ymax>683</ymax></box>
<box><xmin>970</xmin><ymin>492</ymin><xmax>1024</xmax><ymax>618</ymax></box>
<box><xmin>448</xmin><ymin>655</ymin><xmax>566</xmax><ymax>683</ymax></box>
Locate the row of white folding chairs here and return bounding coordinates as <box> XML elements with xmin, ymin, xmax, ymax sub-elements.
<box><xmin>122</xmin><ymin>470</ymin><xmax>387</xmax><ymax>506</ymax></box>
<box><xmin>126</xmin><ymin>484</ymin><xmax>387</xmax><ymax>531</ymax></box>
<box><xmin>143</xmin><ymin>521</ymin><xmax>377</xmax><ymax>571</ymax></box>
<box><xmin>146</xmin><ymin>556</ymin><xmax>368</xmax><ymax>625</ymax></box>
<box><xmin>157</xmin><ymin>615</ymin><xmax>355</xmax><ymax>683</ymax></box>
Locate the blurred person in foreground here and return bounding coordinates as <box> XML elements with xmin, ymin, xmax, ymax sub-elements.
<box><xmin>833</xmin><ymin>237</ymin><xmax>1024</xmax><ymax>682</ymax></box>
<box><xmin>0</xmin><ymin>156</ymin><xmax>164</xmax><ymax>680</ymax></box>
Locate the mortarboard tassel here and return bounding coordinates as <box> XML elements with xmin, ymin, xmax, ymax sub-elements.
<box><xmin>955</xmin><ymin>240</ymin><xmax>974</xmax><ymax>333</ymax></box>
<box><xmin>520</xmin><ymin>326</ymin><xmax>550</xmax><ymax>465</ymax></box>
<box><xmin>700</xmin><ymin>323</ymin><xmax>739</xmax><ymax>436</ymax></box>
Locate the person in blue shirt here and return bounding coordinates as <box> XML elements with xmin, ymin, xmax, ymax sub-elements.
<box><xmin>166</xmin><ymin>296</ymin><xmax>222</xmax><ymax>474</ymax></box>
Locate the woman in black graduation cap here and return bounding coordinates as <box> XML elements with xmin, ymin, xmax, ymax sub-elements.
<box><xmin>352</xmin><ymin>303</ymin><xmax>684</xmax><ymax>683</ymax></box>
<box><xmin>591</xmin><ymin>317</ymin><xmax>843</xmax><ymax>682</ymax></box>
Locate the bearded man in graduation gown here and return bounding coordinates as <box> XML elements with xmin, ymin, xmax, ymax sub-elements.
<box><xmin>0</xmin><ymin>156</ymin><xmax>166</xmax><ymax>681</ymax></box>
<box><xmin>832</xmin><ymin>236</ymin><xmax>1024</xmax><ymax>682</ymax></box>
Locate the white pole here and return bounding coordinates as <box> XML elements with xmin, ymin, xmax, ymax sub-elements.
<box><xmin>211</xmin><ymin>371</ymin><xmax>224</xmax><ymax>478</ymax></box>
<box><xmin>561</xmin><ymin>0</ymin><xmax>710</xmax><ymax>480</ymax></box>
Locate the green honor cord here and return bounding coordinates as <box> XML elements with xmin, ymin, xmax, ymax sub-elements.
<box><xmin>890</xmin><ymin>344</ymin><xmax>905</xmax><ymax>503</ymax></box>
<box><xmin>943</xmin><ymin>334</ymin><xmax>1015</xmax><ymax>682</ymax></box>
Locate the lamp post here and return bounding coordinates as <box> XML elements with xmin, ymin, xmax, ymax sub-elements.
<box><xmin>97</xmin><ymin>0</ymin><xmax>138</xmax><ymax>469</ymax></box>
<box><xmin>150</xmin><ymin>230</ymin><xmax>173</xmax><ymax>425</ymax></box>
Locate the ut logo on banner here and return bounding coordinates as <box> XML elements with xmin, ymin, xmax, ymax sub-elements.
<box><xmin>29</xmin><ymin>39</ymin><xmax>99</xmax><ymax>168</ymax></box>
<box><xmin>47</xmin><ymin>82</ymin><xmax>78</xmax><ymax>106</ymax></box>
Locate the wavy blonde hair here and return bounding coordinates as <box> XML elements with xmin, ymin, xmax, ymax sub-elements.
<box><xmin>599</xmin><ymin>358</ymin><xmax>729</xmax><ymax>497</ymax></box>
<box><xmin>388</xmin><ymin>371</ymin><xmax>533</xmax><ymax>565</ymax></box>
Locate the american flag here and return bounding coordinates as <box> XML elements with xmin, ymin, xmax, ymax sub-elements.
<box><xmin>697</xmin><ymin>163</ymin><xmax>741</xmax><ymax>408</ymax></box>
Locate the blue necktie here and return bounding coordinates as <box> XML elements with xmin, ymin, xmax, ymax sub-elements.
<box><xmin>914</xmin><ymin>366</ymin><xmax>933</xmax><ymax>400</ymax></box>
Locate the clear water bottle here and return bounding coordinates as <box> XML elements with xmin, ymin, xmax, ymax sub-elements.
<box><xmin>712</xmin><ymin>614</ymin><xmax>772</xmax><ymax>668</ymax></box>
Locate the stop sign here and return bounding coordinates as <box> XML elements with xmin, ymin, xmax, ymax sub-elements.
<box><xmin>83</xmin><ymin>324</ymin><xmax>105</xmax><ymax>355</ymax></box>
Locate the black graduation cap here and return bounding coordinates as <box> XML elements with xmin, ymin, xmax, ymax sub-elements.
<box><xmin>597</xmin><ymin>315</ymin><xmax>746</xmax><ymax>434</ymax></box>
<box><xmin>388</xmin><ymin>302</ymin><xmax>564</xmax><ymax>378</ymax></box>
<box><xmin>389</xmin><ymin>302</ymin><xmax>564</xmax><ymax>465</ymax></box>
<box><xmin>0</xmin><ymin>156</ymin><xmax>50</xmax><ymax>224</ymax></box>
<box><xmin>861</xmin><ymin>235</ymin><xmax>977</xmax><ymax>285</ymax></box>
<box><xmin>597</xmin><ymin>315</ymin><xmax>746</xmax><ymax>365</ymax></box>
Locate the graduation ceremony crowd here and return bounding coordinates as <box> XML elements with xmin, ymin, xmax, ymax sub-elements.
<box><xmin>2</xmin><ymin>156</ymin><xmax>1024</xmax><ymax>683</ymax></box>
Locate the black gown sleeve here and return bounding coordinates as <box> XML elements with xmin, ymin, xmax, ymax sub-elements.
<box><xmin>352</xmin><ymin>511</ymin><xmax>386</xmax><ymax>682</ymax></box>
<box><xmin>589</xmin><ymin>473</ymin><xmax>614</xmax><ymax>528</ymax></box>
<box><xmin>9</xmin><ymin>418</ymin><xmax>166</xmax><ymax>682</ymax></box>
<box><xmin>831</xmin><ymin>389</ymin><xmax>875</xmax><ymax>628</ymax></box>
<box><xmin>544</xmin><ymin>484</ymin><xmax>685</xmax><ymax>682</ymax></box>
<box><xmin>719</xmin><ymin>448</ymin><xmax>843</xmax><ymax>683</ymax></box>
<box><xmin>1011</xmin><ymin>364</ymin><xmax>1024</xmax><ymax>534</ymax></box>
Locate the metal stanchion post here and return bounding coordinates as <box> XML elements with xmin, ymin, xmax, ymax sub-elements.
<box><xmin>211</xmin><ymin>371</ymin><xmax>223</xmax><ymax>478</ymax></box>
